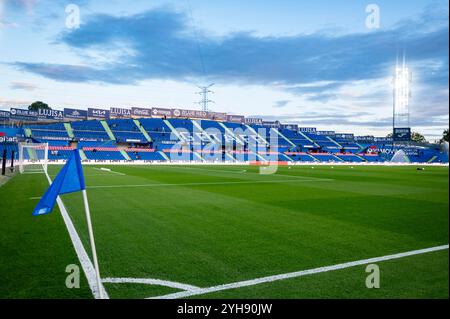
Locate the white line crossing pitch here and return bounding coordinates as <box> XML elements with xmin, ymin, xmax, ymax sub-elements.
<box><xmin>92</xmin><ymin>167</ymin><xmax>126</xmax><ymax>176</ymax></box>
<box><xmin>87</xmin><ymin>178</ymin><xmax>333</xmax><ymax>189</ymax></box>
<box><xmin>149</xmin><ymin>244</ymin><xmax>449</xmax><ymax>299</ymax></box>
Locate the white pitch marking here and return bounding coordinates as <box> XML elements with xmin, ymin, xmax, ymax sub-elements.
<box><xmin>87</xmin><ymin>178</ymin><xmax>333</xmax><ymax>189</ymax></box>
<box><xmin>150</xmin><ymin>244</ymin><xmax>449</xmax><ymax>299</ymax></box>
<box><xmin>92</xmin><ymin>168</ymin><xmax>126</xmax><ymax>176</ymax></box>
<box><xmin>44</xmin><ymin>171</ymin><xmax>109</xmax><ymax>299</ymax></box>
<box><xmin>29</xmin><ymin>197</ymin><xmax>41</xmax><ymax>200</ymax></box>
<box><xmin>102</xmin><ymin>277</ymin><xmax>200</xmax><ymax>291</ymax></box>
<box><xmin>156</xmin><ymin>165</ymin><xmax>324</xmax><ymax>181</ymax></box>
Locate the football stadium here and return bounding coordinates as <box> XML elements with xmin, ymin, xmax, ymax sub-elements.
<box><xmin>0</xmin><ymin>0</ymin><xmax>448</xmax><ymax>305</ymax></box>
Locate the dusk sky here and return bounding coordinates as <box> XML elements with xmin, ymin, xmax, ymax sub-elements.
<box><xmin>0</xmin><ymin>0</ymin><xmax>448</xmax><ymax>139</ymax></box>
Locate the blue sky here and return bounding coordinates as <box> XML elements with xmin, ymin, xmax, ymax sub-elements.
<box><xmin>0</xmin><ymin>0</ymin><xmax>448</xmax><ymax>139</ymax></box>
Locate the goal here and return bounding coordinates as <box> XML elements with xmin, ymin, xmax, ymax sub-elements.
<box><xmin>18</xmin><ymin>142</ymin><xmax>48</xmax><ymax>174</ymax></box>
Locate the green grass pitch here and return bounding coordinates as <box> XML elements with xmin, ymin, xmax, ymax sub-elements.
<box><xmin>0</xmin><ymin>164</ymin><xmax>448</xmax><ymax>299</ymax></box>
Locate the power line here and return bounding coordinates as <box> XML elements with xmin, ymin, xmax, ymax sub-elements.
<box><xmin>186</xmin><ymin>0</ymin><xmax>207</xmax><ymax>77</ymax></box>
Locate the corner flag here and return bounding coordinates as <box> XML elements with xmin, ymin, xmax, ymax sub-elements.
<box><xmin>32</xmin><ymin>149</ymin><xmax>105</xmax><ymax>298</ymax></box>
<box><xmin>33</xmin><ymin>149</ymin><xmax>85</xmax><ymax>216</ymax></box>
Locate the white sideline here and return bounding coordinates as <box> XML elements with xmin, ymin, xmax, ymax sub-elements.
<box><xmin>149</xmin><ymin>244</ymin><xmax>449</xmax><ymax>299</ymax></box>
<box><xmin>44</xmin><ymin>171</ymin><xmax>109</xmax><ymax>299</ymax></box>
<box><xmin>41</xmin><ymin>160</ymin><xmax>449</xmax><ymax>167</ymax></box>
<box><xmin>102</xmin><ymin>277</ymin><xmax>200</xmax><ymax>291</ymax></box>
<box><xmin>87</xmin><ymin>178</ymin><xmax>333</xmax><ymax>189</ymax></box>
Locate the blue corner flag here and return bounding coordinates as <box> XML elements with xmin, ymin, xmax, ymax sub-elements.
<box><xmin>33</xmin><ymin>149</ymin><xmax>85</xmax><ymax>216</ymax></box>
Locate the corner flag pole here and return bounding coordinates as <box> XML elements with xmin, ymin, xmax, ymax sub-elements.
<box><xmin>82</xmin><ymin>189</ymin><xmax>104</xmax><ymax>299</ymax></box>
<box><xmin>33</xmin><ymin>149</ymin><xmax>105</xmax><ymax>299</ymax></box>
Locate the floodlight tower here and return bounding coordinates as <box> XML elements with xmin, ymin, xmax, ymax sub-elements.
<box><xmin>197</xmin><ymin>83</ymin><xmax>215</xmax><ymax>112</ymax></box>
<box><xmin>392</xmin><ymin>54</ymin><xmax>412</xmax><ymax>148</ymax></box>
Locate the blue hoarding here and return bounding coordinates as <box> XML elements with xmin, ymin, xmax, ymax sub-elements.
<box><xmin>64</xmin><ymin>108</ymin><xmax>87</xmax><ymax>120</ymax></box>
<box><xmin>9</xmin><ymin>108</ymin><xmax>38</xmax><ymax>121</ymax></box>
<box><xmin>37</xmin><ymin>108</ymin><xmax>64</xmax><ymax>120</ymax></box>
<box><xmin>0</xmin><ymin>110</ymin><xmax>10</xmax><ymax>121</ymax></box>
<box><xmin>393</xmin><ymin>127</ymin><xmax>411</xmax><ymax>141</ymax></box>
<box><xmin>299</xmin><ymin>127</ymin><xmax>316</xmax><ymax>133</ymax></box>
<box><xmin>88</xmin><ymin>108</ymin><xmax>110</xmax><ymax>119</ymax></box>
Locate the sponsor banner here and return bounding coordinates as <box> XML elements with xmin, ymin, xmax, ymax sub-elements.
<box><xmin>10</xmin><ymin>108</ymin><xmax>38</xmax><ymax>121</ymax></box>
<box><xmin>0</xmin><ymin>136</ymin><xmax>19</xmax><ymax>143</ymax></box>
<box><xmin>262</xmin><ymin>121</ymin><xmax>281</xmax><ymax>128</ymax></box>
<box><xmin>160</xmin><ymin>140</ymin><xmax>177</xmax><ymax>145</ymax></box>
<box><xmin>80</xmin><ymin>137</ymin><xmax>103</xmax><ymax>142</ymax></box>
<box><xmin>335</xmin><ymin>133</ymin><xmax>354</xmax><ymax>140</ymax></box>
<box><xmin>376</xmin><ymin>147</ymin><xmax>418</xmax><ymax>156</ymax></box>
<box><xmin>316</xmin><ymin>131</ymin><xmax>335</xmax><ymax>136</ymax></box>
<box><xmin>299</xmin><ymin>127</ymin><xmax>317</xmax><ymax>133</ymax></box>
<box><xmin>281</xmin><ymin>124</ymin><xmax>299</xmax><ymax>131</ymax></box>
<box><xmin>131</xmin><ymin>107</ymin><xmax>152</xmax><ymax>118</ymax></box>
<box><xmin>88</xmin><ymin>108</ymin><xmax>110</xmax><ymax>119</ymax></box>
<box><xmin>0</xmin><ymin>110</ymin><xmax>10</xmax><ymax>120</ymax></box>
<box><xmin>208</xmin><ymin>111</ymin><xmax>227</xmax><ymax>121</ymax></box>
<box><xmin>374</xmin><ymin>137</ymin><xmax>393</xmax><ymax>143</ymax></box>
<box><xmin>355</xmin><ymin>135</ymin><xmax>375</xmax><ymax>142</ymax></box>
<box><xmin>37</xmin><ymin>108</ymin><xmax>64</xmax><ymax>121</ymax></box>
<box><xmin>245</xmin><ymin>118</ymin><xmax>263</xmax><ymax>125</ymax></box>
<box><xmin>64</xmin><ymin>108</ymin><xmax>87</xmax><ymax>120</ymax></box>
<box><xmin>172</xmin><ymin>108</ymin><xmax>208</xmax><ymax>119</ymax></box>
<box><xmin>226</xmin><ymin>115</ymin><xmax>245</xmax><ymax>123</ymax></box>
<box><xmin>151</xmin><ymin>107</ymin><xmax>173</xmax><ymax>118</ymax></box>
<box><xmin>110</xmin><ymin>107</ymin><xmax>131</xmax><ymax>118</ymax></box>
<box><xmin>393</xmin><ymin>127</ymin><xmax>411</xmax><ymax>141</ymax></box>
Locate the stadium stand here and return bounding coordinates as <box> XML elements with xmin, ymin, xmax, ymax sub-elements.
<box><xmin>1</xmin><ymin>115</ymin><xmax>447</xmax><ymax>164</ymax></box>
<box><xmin>71</xmin><ymin>120</ymin><xmax>111</xmax><ymax>141</ymax></box>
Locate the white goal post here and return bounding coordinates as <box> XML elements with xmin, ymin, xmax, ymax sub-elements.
<box><xmin>18</xmin><ymin>142</ymin><xmax>48</xmax><ymax>174</ymax></box>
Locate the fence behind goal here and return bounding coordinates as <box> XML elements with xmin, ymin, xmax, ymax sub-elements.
<box><xmin>18</xmin><ymin>143</ymin><xmax>48</xmax><ymax>174</ymax></box>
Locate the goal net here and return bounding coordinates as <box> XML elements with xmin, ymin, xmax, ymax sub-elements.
<box><xmin>18</xmin><ymin>142</ymin><xmax>48</xmax><ymax>174</ymax></box>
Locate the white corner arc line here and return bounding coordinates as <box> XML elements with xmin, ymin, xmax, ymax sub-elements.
<box><xmin>102</xmin><ymin>277</ymin><xmax>200</xmax><ymax>291</ymax></box>
<box><xmin>44</xmin><ymin>171</ymin><xmax>109</xmax><ymax>299</ymax></box>
<box><xmin>149</xmin><ymin>244</ymin><xmax>449</xmax><ymax>299</ymax></box>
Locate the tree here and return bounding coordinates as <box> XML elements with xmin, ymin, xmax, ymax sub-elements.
<box><xmin>441</xmin><ymin>129</ymin><xmax>449</xmax><ymax>143</ymax></box>
<box><xmin>411</xmin><ymin>132</ymin><xmax>426</xmax><ymax>143</ymax></box>
<box><xmin>28</xmin><ymin>101</ymin><xmax>50</xmax><ymax>111</ymax></box>
<box><xmin>387</xmin><ymin>131</ymin><xmax>427</xmax><ymax>143</ymax></box>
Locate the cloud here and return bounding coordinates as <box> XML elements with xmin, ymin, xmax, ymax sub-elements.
<box><xmin>10</xmin><ymin>81</ymin><xmax>38</xmax><ymax>91</ymax></box>
<box><xmin>13</xmin><ymin>62</ymin><xmax>138</xmax><ymax>84</ymax></box>
<box><xmin>0</xmin><ymin>98</ymin><xmax>32</xmax><ymax>107</ymax></box>
<box><xmin>273</xmin><ymin>100</ymin><xmax>291</xmax><ymax>108</ymax></box>
<box><xmin>7</xmin><ymin>5</ymin><xmax>449</xmax><ymax>137</ymax></box>
<box><xmin>7</xmin><ymin>0</ymin><xmax>38</xmax><ymax>14</ymax></box>
<box><xmin>11</xmin><ymin>6</ymin><xmax>448</xmax><ymax>87</ymax></box>
<box><xmin>254</xmin><ymin>112</ymin><xmax>448</xmax><ymax>129</ymax></box>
